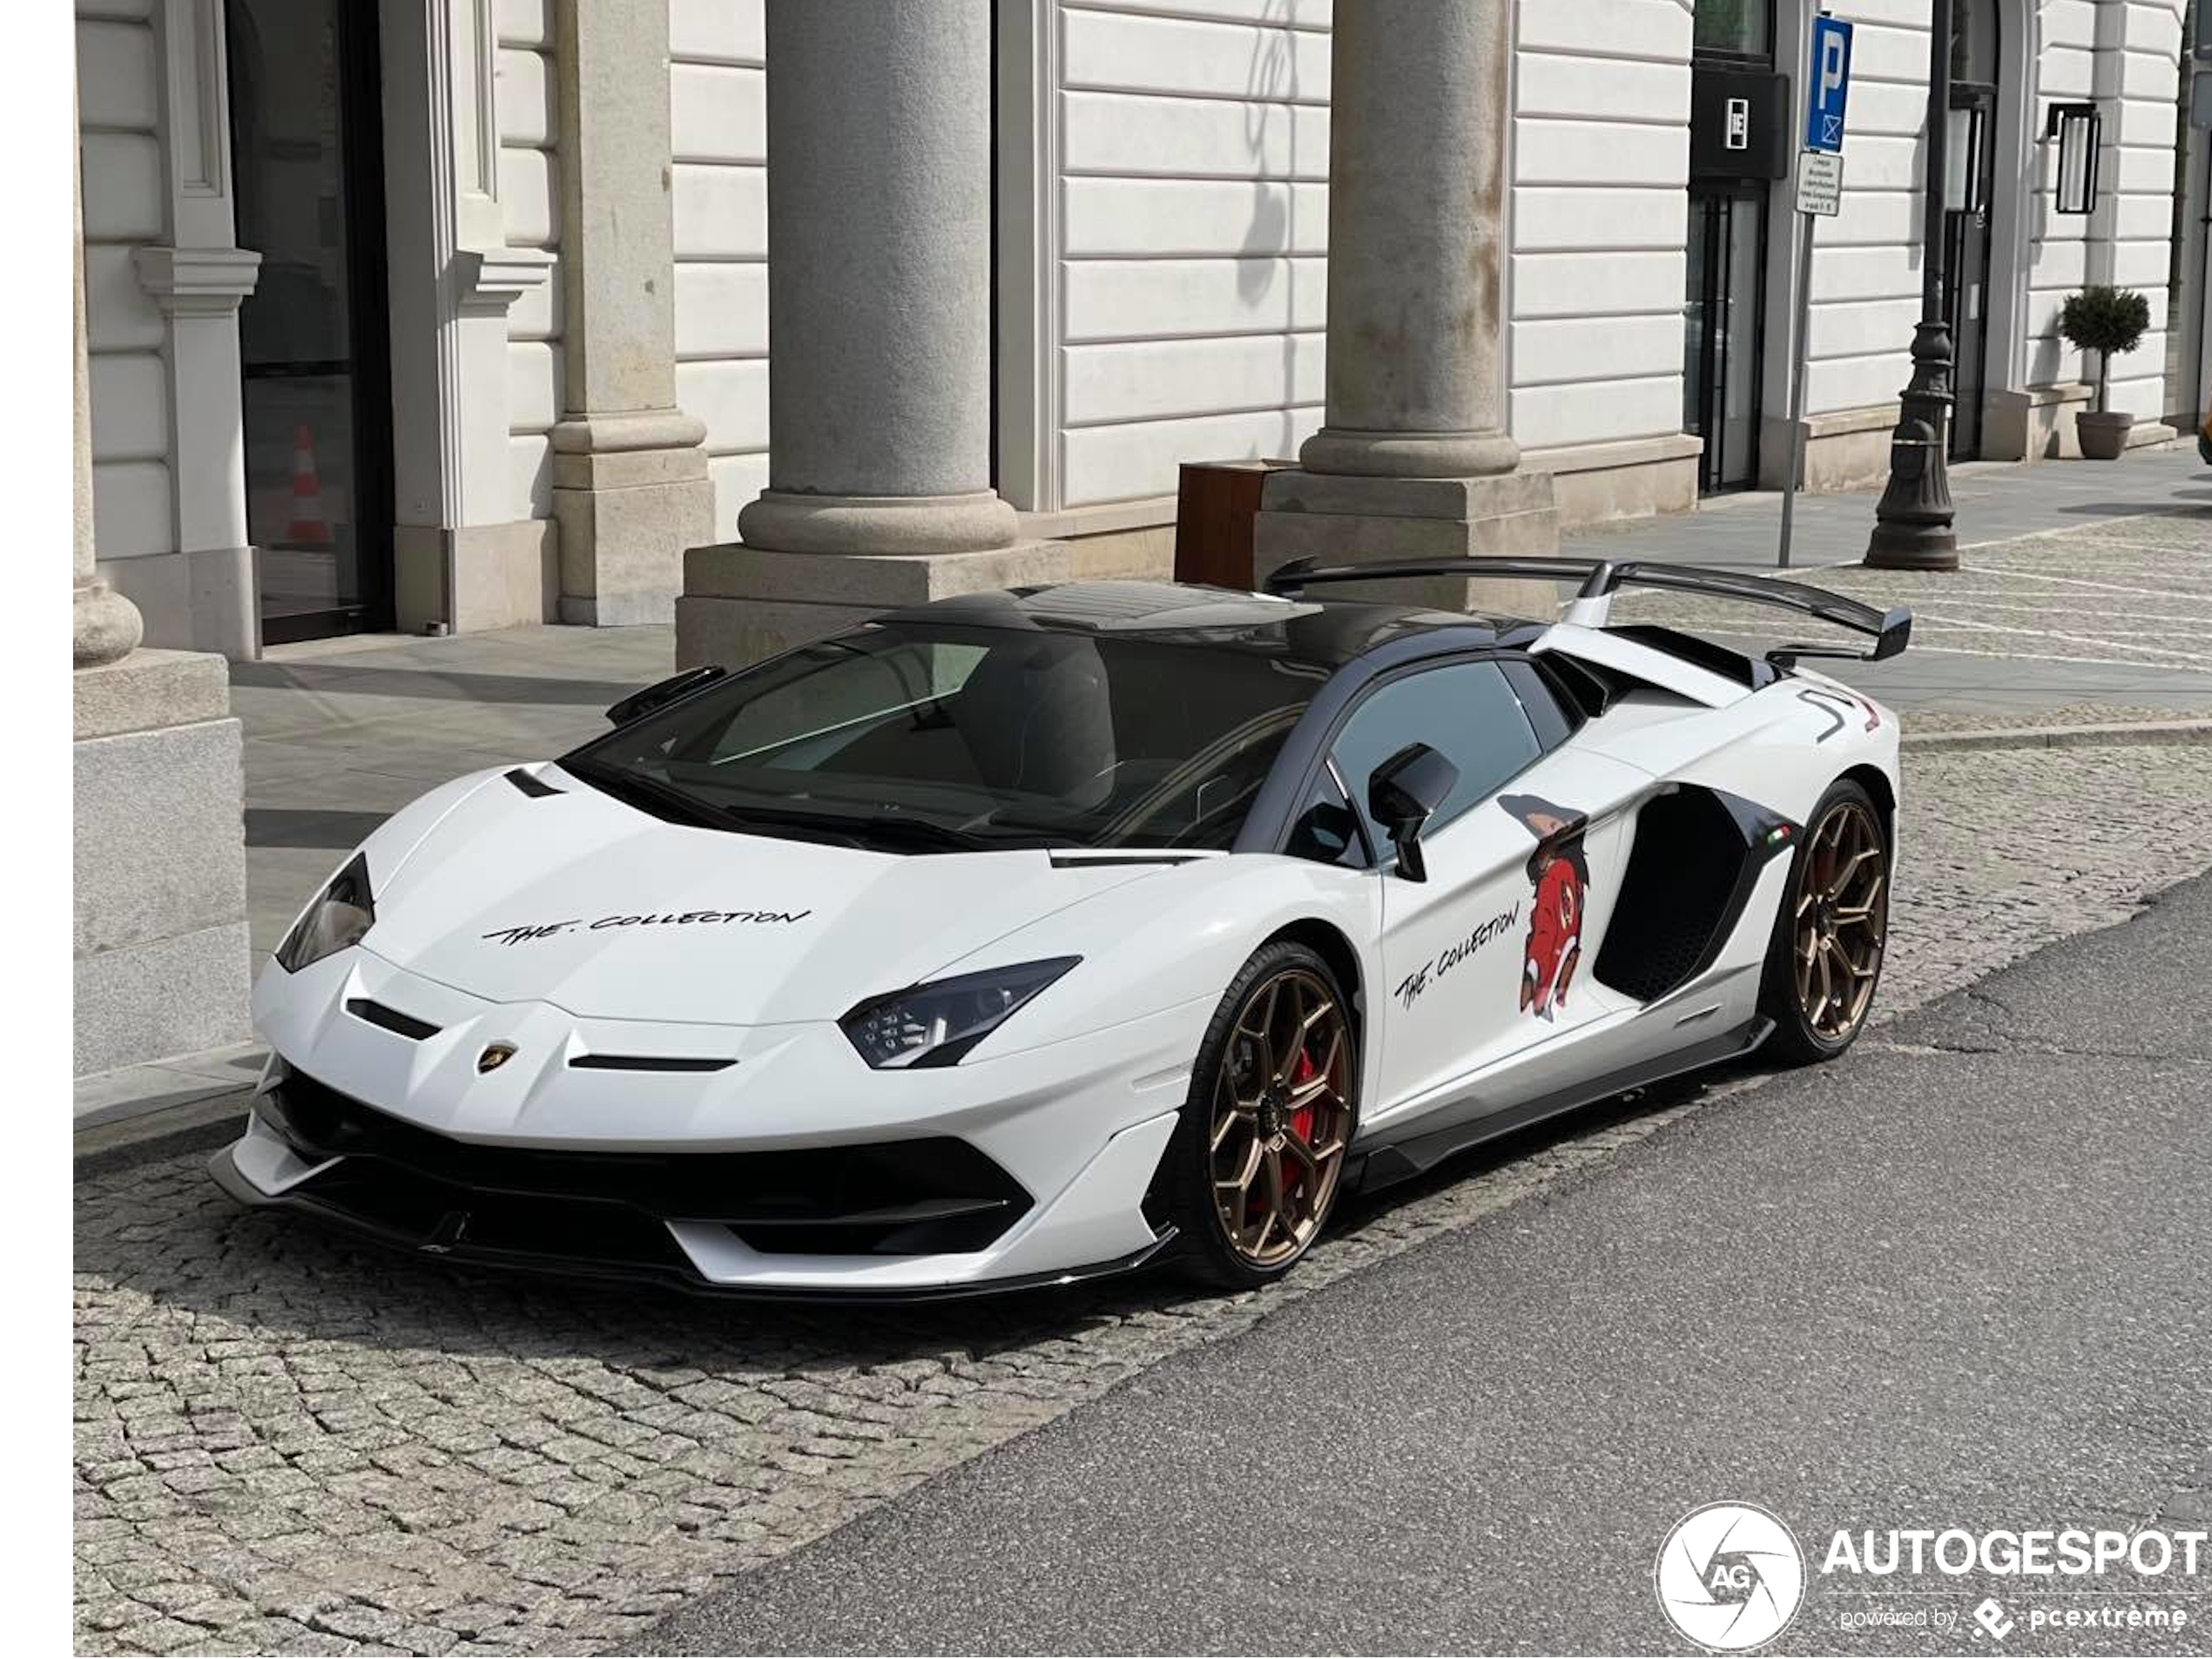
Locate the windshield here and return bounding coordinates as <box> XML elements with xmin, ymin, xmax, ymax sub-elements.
<box><xmin>558</xmin><ymin>623</ymin><xmax>1333</xmax><ymax>853</ymax></box>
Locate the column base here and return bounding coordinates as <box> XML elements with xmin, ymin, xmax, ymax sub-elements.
<box><xmin>1299</xmin><ymin>427</ymin><xmax>1522</xmax><ymax>480</ymax></box>
<box><xmin>1252</xmin><ymin>469</ymin><xmax>1562</xmax><ymax>620</ymax></box>
<box><xmin>98</xmin><ymin>546</ymin><xmax>259</xmax><ymax>658</ymax></box>
<box><xmin>737</xmin><ymin>489</ymin><xmax>1022</xmax><ymax>556</ymax></box>
<box><xmin>677</xmin><ymin>538</ymin><xmax>1073</xmax><ymax>669</ymax></box>
<box><xmin>73</xmin><ymin>576</ymin><xmax>144</xmax><ymax>668</ymax></box>
<box><xmin>553</xmin><ymin>414</ymin><xmax>717</xmax><ymax>626</ymax></box>
<box><xmin>73</xmin><ymin>649</ymin><xmax>251</xmax><ymax>1077</ymax></box>
<box><xmin>395</xmin><ymin>521</ymin><xmax>558</xmax><ymax>636</ymax></box>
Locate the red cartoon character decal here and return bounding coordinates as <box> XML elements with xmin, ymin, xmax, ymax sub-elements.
<box><xmin>1501</xmin><ymin>793</ymin><xmax>1590</xmax><ymax>1022</ymax></box>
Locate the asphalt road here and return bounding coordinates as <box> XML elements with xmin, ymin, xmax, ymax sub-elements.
<box><xmin>651</xmin><ymin>873</ymin><xmax>2212</xmax><ymax>1657</ymax></box>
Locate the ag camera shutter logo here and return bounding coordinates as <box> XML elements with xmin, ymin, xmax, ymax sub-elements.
<box><xmin>1656</xmin><ymin>1502</ymin><xmax>1807</xmax><ymax>1652</ymax></box>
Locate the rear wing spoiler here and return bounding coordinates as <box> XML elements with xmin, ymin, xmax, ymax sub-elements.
<box><xmin>1263</xmin><ymin>556</ymin><xmax>1912</xmax><ymax>666</ymax></box>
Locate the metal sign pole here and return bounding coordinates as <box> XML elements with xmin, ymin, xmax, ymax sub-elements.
<box><xmin>1784</xmin><ymin>10</ymin><xmax>1851</xmax><ymax>570</ymax></box>
<box><xmin>1781</xmin><ymin>206</ymin><xmax>1815</xmax><ymax>570</ymax></box>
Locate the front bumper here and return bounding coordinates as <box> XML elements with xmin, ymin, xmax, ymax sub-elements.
<box><xmin>221</xmin><ymin>947</ymin><xmax>1208</xmax><ymax>1295</ymax></box>
<box><xmin>207</xmin><ymin>1132</ymin><xmax>1178</xmax><ymax>1303</ymax></box>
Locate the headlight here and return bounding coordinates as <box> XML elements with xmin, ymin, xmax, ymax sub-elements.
<box><xmin>274</xmin><ymin>853</ymin><xmax>375</xmax><ymax>973</ymax></box>
<box><xmin>840</xmin><ymin>957</ymin><xmax>1080</xmax><ymax>1069</ymax></box>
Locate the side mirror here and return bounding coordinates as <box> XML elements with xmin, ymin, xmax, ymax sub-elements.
<box><xmin>605</xmin><ymin>665</ymin><xmax>727</xmax><ymax>726</ymax></box>
<box><xmin>1366</xmin><ymin>742</ymin><xmax>1460</xmax><ymax>883</ymax></box>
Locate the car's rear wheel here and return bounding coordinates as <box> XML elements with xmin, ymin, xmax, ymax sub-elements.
<box><xmin>1163</xmin><ymin>941</ymin><xmax>1357</xmax><ymax>1290</ymax></box>
<box><xmin>1759</xmin><ymin>778</ymin><xmax>1890</xmax><ymax>1065</ymax></box>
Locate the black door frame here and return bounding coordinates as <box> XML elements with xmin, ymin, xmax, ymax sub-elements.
<box><xmin>1686</xmin><ymin>1</ymin><xmax>1778</xmax><ymax>497</ymax></box>
<box><xmin>1944</xmin><ymin>79</ymin><xmax>2000</xmax><ymax>462</ymax></box>
<box><xmin>1687</xmin><ymin>184</ymin><xmax>1771</xmax><ymax>495</ymax></box>
<box><xmin>227</xmin><ymin>0</ymin><xmax>397</xmax><ymax>645</ymax></box>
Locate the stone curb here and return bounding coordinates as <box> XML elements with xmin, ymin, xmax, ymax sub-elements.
<box><xmin>1901</xmin><ymin>719</ymin><xmax>2212</xmax><ymax>754</ymax></box>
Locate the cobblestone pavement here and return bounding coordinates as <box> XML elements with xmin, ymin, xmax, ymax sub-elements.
<box><xmin>1611</xmin><ymin>509</ymin><xmax>2212</xmax><ymax>714</ymax></box>
<box><xmin>74</xmin><ymin>743</ymin><xmax>2212</xmax><ymax>1656</ymax></box>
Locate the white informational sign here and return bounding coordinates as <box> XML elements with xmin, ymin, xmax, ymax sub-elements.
<box><xmin>1797</xmin><ymin>150</ymin><xmax>1844</xmax><ymax>218</ymax></box>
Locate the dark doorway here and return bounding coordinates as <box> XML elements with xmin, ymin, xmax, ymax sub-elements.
<box><xmin>1685</xmin><ymin>0</ymin><xmax>1779</xmax><ymax>496</ymax></box>
<box><xmin>1945</xmin><ymin>0</ymin><xmax>2001</xmax><ymax>462</ymax></box>
<box><xmin>1685</xmin><ymin>187</ymin><xmax>1770</xmax><ymax>494</ymax></box>
<box><xmin>226</xmin><ymin>0</ymin><xmax>394</xmax><ymax>644</ymax></box>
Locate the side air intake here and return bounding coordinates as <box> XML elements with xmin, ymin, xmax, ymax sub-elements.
<box><xmin>1595</xmin><ymin>787</ymin><xmax>1797</xmax><ymax>1004</ymax></box>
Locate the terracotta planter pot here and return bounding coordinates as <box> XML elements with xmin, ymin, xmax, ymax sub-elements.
<box><xmin>2077</xmin><ymin>409</ymin><xmax>2134</xmax><ymax>461</ymax></box>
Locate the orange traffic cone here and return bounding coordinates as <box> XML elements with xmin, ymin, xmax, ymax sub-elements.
<box><xmin>287</xmin><ymin>423</ymin><xmax>330</xmax><ymax>544</ymax></box>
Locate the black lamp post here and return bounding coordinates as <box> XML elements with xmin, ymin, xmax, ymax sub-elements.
<box><xmin>1867</xmin><ymin>0</ymin><xmax>1961</xmax><ymax>570</ymax></box>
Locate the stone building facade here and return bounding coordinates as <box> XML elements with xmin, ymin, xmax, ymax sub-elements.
<box><xmin>73</xmin><ymin>0</ymin><xmax>2202</xmax><ymax>660</ymax></box>
<box><xmin>69</xmin><ymin>0</ymin><xmax>2208</xmax><ymax>1073</ymax></box>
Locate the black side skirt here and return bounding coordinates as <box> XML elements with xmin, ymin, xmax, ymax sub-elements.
<box><xmin>1346</xmin><ymin>1017</ymin><xmax>1773</xmax><ymax>1195</ymax></box>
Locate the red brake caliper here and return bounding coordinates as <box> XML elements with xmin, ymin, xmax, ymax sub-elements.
<box><xmin>1289</xmin><ymin>1045</ymin><xmax>1318</xmax><ymax>1144</ymax></box>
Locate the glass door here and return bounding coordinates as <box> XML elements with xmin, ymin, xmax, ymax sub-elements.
<box><xmin>1942</xmin><ymin>85</ymin><xmax>1997</xmax><ymax>462</ymax></box>
<box><xmin>226</xmin><ymin>0</ymin><xmax>393</xmax><ymax>644</ymax></box>
<box><xmin>1684</xmin><ymin>188</ymin><xmax>1769</xmax><ymax>494</ymax></box>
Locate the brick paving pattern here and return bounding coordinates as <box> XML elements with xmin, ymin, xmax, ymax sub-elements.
<box><xmin>76</xmin><ymin>742</ymin><xmax>2212</xmax><ymax>1656</ymax></box>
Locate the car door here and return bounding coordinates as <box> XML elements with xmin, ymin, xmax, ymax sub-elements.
<box><xmin>1325</xmin><ymin>657</ymin><xmax>1651</xmax><ymax>1137</ymax></box>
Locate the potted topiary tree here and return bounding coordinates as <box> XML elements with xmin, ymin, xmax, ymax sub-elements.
<box><xmin>2059</xmin><ymin>286</ymin><xmax>2152</xmax><ymax>460</ymax></box>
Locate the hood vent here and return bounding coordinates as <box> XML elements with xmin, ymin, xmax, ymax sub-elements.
<box><xmin>568</xmin><ymin>1054</ymin><xmax>737</xmax><ymax>1074</ymax></box>
<box><xmin>506</xmin><ymin>768</ymin><xmax>563</xmax><ymax>798</ymax></box>
<box><xmin>344</xmin><ymin>998</ymin><xmax>442</xmax><ymax>1042</ymax></box>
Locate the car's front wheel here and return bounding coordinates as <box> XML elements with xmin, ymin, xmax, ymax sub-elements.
<box><xmin>1162</xmin><ymin>941</ymin><xmax>1357</xmax><ymax>1290</ymax></box>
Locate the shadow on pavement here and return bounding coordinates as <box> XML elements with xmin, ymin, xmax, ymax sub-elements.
<box><xmin>2052</xmin><ymin>496</ymin><xmax>2212</xmax><ymax>516</ymax></box>
<box><xmin>232</xmin><ymin>660</ymin><xmax>645</xmax><ymax>710</ymax></box>
<box><xmin>244</xmin><ymin>807</ymin><xmax>393</xmax><ymax>849</ymax></box>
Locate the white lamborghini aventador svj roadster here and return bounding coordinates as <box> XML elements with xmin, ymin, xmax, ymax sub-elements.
<box><xmin>215</xmin><ymin>557</ymin><xmax>1908</xmax><ymax>1298</ymax></box>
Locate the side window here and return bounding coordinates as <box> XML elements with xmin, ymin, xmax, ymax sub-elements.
<box><xmin>1330</xmin><ymin>660</ymin><xmax>1542</xmax><ymax>846</ymax></box>
<box><xmin>1502</xmin><ymin>659</ymin><xmax>1580</xmax><ymax>753</ymax></box>
<box><xmin>1284</xmin><ymin>765</ymin><xmax>1372</xmax><ymax>869</ymax></box>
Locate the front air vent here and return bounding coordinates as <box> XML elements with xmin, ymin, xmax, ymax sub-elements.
<box><xmin>263</xmin><ymin>1071</ymin><xmax>1035</xmax><ymax>1258</ymax></box>
<box><xmin>568</xmin><ymin>1054</ymin><xmax>737</xmax><ymax>1074</ymax></box>
<box><xmin>506</xmin><ymin>768</ymin><xmax>563</xmax><ymax>798</ymax></box>
<box><xmin>344</xmin><ymin>998</ymin><xmax>442</xmax><ymax>1041</ymax></box>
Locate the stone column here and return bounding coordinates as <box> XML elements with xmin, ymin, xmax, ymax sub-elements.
<box><xmin>72</xmin><ymin>111</ymin><xmax>250</xmax><ymax>1081</ymax></box>
<box><xmin>550</xmin><ymin>0</ymin><xmax>715</xmax><ymax>625</ymax></box>
<box><xmin>73</xmin><ymin>133</ymin><xmax>141</xmax><ymax>671</ymax></box>
<box><xmin>677</xmin><ymin>0</ymin><xmax>1065</xmax><ymax>669</ymax></box>
<box><xmin>1253</xmin><ymin>0</ymin><xmax>1558</xmax><ymax>613</ymax></box>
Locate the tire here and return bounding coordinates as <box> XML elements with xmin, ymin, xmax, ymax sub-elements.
<box><xmin>1160</xmin><ymin>940</ymin><xmax>1359</xmax><ymax>1291</ymax></box>
<box><xmin>1758</xmin><ymin>777</ymin><xmax>1891</xmax><ymax>1066</ymax></box>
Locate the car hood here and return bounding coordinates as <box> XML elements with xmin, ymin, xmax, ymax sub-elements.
<box><xmin>360</xmin><ymin>767</ymin><xmax>1170</xmax><ymax>1026</ymax></box>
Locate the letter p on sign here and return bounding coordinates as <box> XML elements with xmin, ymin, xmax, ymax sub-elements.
<box><xmin>1804</xmin><ymin>15</ymin><xmax>1853</xmax><ymax>154</ymax></box>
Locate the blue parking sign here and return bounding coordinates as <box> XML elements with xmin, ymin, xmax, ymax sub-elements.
<box><xmin>1804</xmin><ymin>15</ymin><xmax>1853</xmax><ymax>153</ymax></box>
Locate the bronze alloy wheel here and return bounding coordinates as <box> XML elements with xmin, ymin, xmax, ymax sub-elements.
<box><xmin>1209</xmin><ymin>967</ymin><xmax>1352</xmax><ymax>1271</ymax></box>
<box><xmin>1793</xmin><ymin>796</ymin><xmax>1889</xmax><ymax>1044</ymax></box>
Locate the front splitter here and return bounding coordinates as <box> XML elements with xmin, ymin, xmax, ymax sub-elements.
<box><xmin>206</xmin><ymin>1145</ymin><xmax>1181</xmax><ymax>1305</ymax></box>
